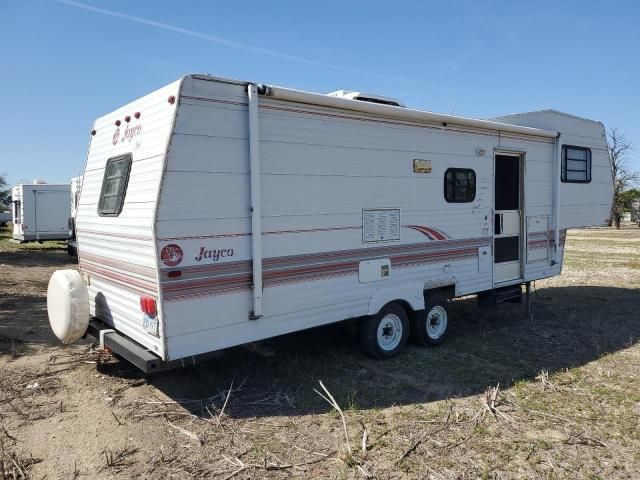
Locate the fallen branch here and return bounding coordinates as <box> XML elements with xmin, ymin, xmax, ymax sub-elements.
<box><xmin>395</xmin><ymin>424</ymin><xmax>452</xmax><ymax>464</ymax></box>
<box><xmin>314</xmin><ymin>381</ymin><xmax>352</xmax><ymax>455</ymax></box>
<box><xmin>99</xmin><ymin>444</ymin><xmax>138</xmax><ymax>472</ymax></box>
<box><xmin>218</xmin><ymin>380</ymin><xmax>234</xmax><ymax>422</ymax></box>
<box><xmin>166</xmin><ymin>419</ymin><xmax>203</xmax><ymax>446</ymax></box>
<box><xmin>482</xmin><ymin>383</ymin><xmax>512</xmax><ymax>422</ymax></box>
<box><xmin>111</xmin><ymin>411</ymin><xmax>124</xmax><ymax>426</ymax></box>
<box><xmin>361</xmin><ymin>427</ymin><xmax>368</xmax><ymax>454</ymax></box>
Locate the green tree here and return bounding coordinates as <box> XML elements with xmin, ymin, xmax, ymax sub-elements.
<box><xmin>0</xmin><ymin>173</ymin><xmax>10</xmax><ymax>209</ymax></box>
<box><xmin>619</xmin><ymin>188</ymin><xmax>640</xmax><ymax>210</ymax></box>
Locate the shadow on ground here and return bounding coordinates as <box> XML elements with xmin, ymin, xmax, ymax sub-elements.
<box><xmin>0</xmin><ymin>248</ymin><xmax>71</xmax><ymax>268</ymax></box>
<box><xmin>138</xmin><ymin>285</ymin><xmax>640</xmax><ymax>418</ymax></box>
<box><xmin>0</xmin><ymin>294</ymin><xmax>58</xmax><ymax>356</ymax></box>
<box><xmin>4</xmin><ymin>283</ymin><xmax>639</xmax><ymax>417</ymax></box>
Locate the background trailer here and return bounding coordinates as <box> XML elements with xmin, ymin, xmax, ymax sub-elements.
<box><xmin>12</xmin><ymin>182</ymin><xmax>71</xmax><ymax>242</ymax></box>
<box><xmin>47</xmin><ymin>74</ymin><xmax>613</xmax><ymax>372</ymax></box>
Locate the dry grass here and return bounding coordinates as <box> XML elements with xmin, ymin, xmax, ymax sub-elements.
<box><xmin>1</xmin><ymin>225</ymin><xmax>639</xmax><ymax>478</ymax></box>
<box><xmin>0</xmin><ymin>229</ymin><xmax>66</xmax><ymax>253</ymax></box>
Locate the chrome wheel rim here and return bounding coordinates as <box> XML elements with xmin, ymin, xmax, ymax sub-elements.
<box><xmin>377</xmin><ymin>314</ymin><xmax>403</xmax><ymax>351</ymax></box>
<box><xmin>426</xmin><ymin>306</ymin><xmax>448</xmax><ymax>339</ymax></box>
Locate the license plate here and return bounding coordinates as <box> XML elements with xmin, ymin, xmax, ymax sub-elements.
<box><xmin>142</xmin><ymin>315</ymin><xmax>159</xmax><ymax>336</ymax></box>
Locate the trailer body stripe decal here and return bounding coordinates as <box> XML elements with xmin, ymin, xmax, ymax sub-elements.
<box><xmin>161</xmin><ymin>237</ymin><xmax>491</xmax><ymax>301</ymax></box>
<box><xmin>527</xmin><ymin>230</ymin><xmax>567</xmax><ymax>249</ymax></box>
<box><xmin>76</xmin><ymin>230</ymin><xmax>568</xmax><ymax>302</ymax></box>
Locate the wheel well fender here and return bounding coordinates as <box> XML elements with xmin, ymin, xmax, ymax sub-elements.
<box><xmin>367</xmin><ymin>282</ymin><xmax>425</xmax><ymax>316</ymax></box>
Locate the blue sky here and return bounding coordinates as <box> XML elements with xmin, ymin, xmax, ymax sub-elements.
<box><xmin>1</xmin><ymin>0</ymin><xmax>639</xmax><ymax>186</ymax></box>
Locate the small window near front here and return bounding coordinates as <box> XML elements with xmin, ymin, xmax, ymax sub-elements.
<box><xmin>444</xmin><ymin>168</ymin><xmax>476</xmax><ymax>203</ymax></box>
<box><xmin>98</xmin><ymin>154</ymin><xmax>132</xmax><ymax>216</ymax></box>
<box><xmin>562</xmin><ymin>145</ymin><xmax>591</xmax><ymax>183</ymax></box>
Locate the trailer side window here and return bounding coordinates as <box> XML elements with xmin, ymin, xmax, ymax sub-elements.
<box><xmin>562</xmin><ymin>145</ymin><xmax>591</xmax><ymax>183</ymax></box>
<box><xmin>444</xmin><ymin>168</ymin><xmax>476</xmax><ymax>203</ymax></box>
<box><xmin>98</xmin><ymin>154</ymin><xmax>132</xmax><ymax>216</ymax></box>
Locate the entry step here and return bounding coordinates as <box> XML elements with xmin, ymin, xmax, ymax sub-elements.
<box><xmin>477</xmin><ymin>285</ymin><xmax>523</xmax><ymax>309</ymax></box>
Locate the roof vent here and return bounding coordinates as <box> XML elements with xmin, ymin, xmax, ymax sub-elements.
<box><xmin>327</xmin><ymin>90</ymin><xmax>405</xmax><ymax>108</ymax></box>
<box><xmin>33</xmin><ymin>179</ymin><xmax>47</xmax><ymax>185</ymax></box>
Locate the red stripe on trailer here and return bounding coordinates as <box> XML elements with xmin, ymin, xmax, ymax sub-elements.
<box><xmin>81</xmin><ymin>252</ymin><xmax>157</xmax><ymax>278</ymax></box>
<box><xmin>406</xmin><ymin>225</ymin><xmax>449</xmax><ymax>241</ymax></box>
<box><xmin>82</xmin><ymin>266</ymin><xmax>157</xmax><ymax>297</ymax></box>
<box><xmin>161</xmin><ymin>244</ymin><xmax>485</xmax><ymax>299</ymax></box>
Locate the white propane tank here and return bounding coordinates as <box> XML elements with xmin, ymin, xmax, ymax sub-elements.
<box><xmin>47</xmin><ymin>270</ymin><xmax>90</xmax><ymax>344</ymax></box>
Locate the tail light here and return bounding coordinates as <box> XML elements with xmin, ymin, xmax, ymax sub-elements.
<box><xmin>140</xmin><ymin>296</ymin><xmax>157</xmax><ymax>317</ymax></box>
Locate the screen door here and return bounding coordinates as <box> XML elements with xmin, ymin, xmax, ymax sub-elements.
<box><xmin>494</xmin><ymin>154</ymin><xmax>522</xmax><ymax>283</ymax></box>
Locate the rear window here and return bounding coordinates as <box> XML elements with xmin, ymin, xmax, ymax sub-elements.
<box><xmin>98</xmin><ymin>154</ymin><xmax>132</xmax><ymax>216</ymax></box>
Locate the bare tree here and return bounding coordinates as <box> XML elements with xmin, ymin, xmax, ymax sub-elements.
<box><xmin>607</xmin><ymin>129</ymin><xmax>639</xmax><ymax>228</ymax></box>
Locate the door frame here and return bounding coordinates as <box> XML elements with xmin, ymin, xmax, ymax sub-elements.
<box><xmin>493</xmin><ymin>149</ymin><xmax>526</xmax><ymax>286</ymax></box>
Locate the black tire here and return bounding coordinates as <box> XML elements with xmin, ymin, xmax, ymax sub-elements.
<box><xmin>410</xmin><ymin>299</ymin><xmax>450</xmax><ymax>347</ymax></box>
<box><xmin>359</xmin><ymin>303</ymin><xmax>409</xmax><ymax>359</ymax></box>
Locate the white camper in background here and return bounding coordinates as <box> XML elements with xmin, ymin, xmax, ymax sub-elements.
<box><xmin>631</xmin><ymin>199</ymin><xmax>640</xmax><ymax>226</ymax></box>
<box><xmin>12</xmin><ymin>182</ymin><xmax>71</xmax><ymax>242</ymax></box>
<box><xmin>47</xmin><ymin>74</ymin><xmax>613</xmax><ymax>372</ymax></box>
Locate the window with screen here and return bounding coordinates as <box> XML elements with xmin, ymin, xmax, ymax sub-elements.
<box><xmin>444</xmin><ymin>168</ymin><xmax>476</xmax><ymax>203</ymax></box>
<box><xmin>562</xmin><ymin>145</ymin><xmax>591</xmax><ymax>183</ymax></box>
<box><xmin>98</xmin><ymin>154</ymin><xmax>132</xmax><ymax>216</ymax></box>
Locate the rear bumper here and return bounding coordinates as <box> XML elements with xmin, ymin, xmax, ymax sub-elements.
<box><xmin>86</xmin><ymin>319</ymin><xmax>223</xmax><ymax>374</ymax></box>
<box><xmin>86</xmin><ymin>319</ymin><xmax>164</xmax><ymax>373</ymax></box>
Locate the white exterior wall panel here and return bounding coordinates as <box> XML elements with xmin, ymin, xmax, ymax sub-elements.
<box><xmin>158</xmin><ymin>81</ymin><xmax>496</xmax><ymax>359</ymax></box>
<box><xmin>77</xmin><ymin>79</ymin><xmax>182</xmax><ymax>359</ymax></box>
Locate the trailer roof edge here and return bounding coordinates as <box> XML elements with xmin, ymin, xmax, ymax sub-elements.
<box><xmin>259</xmin><ymin>84</ymin><xmax>559</xmax><ymax>139</ymax></box>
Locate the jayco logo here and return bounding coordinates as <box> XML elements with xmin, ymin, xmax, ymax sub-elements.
<box><xmin>121</xmin><ymin>124</ymin><xmax>142</xmax><ymax>143</ymax></box>
<box><xmin>112</xmin><ymin>124</ymin><xmax>142</xmax><ymax>146</ymax></box>
<box><xmin>161</xmin><ymin>244</ymin><xmax>183</xmax><ymax>267</ymax></box>
<box><xmin>195</xmin><ymin>247</ymin><xmax>234</xmax><ymax>262</ymax></box>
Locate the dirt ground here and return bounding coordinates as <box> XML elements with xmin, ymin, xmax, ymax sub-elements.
<box><xmin>1</xmin><ymin>226</ymin><xmax>639</xmax><ymax>479</ymax></box>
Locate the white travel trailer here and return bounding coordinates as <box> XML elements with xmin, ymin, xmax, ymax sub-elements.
<box><xmin>47</xmin><ymin>74</ymin><xmax>612</xmax><ymax>372</ymax></box>
<box><xmin>12</xmin><ymin>182</ymin><xmax>72</xmax><ymax>242</ymax></box>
